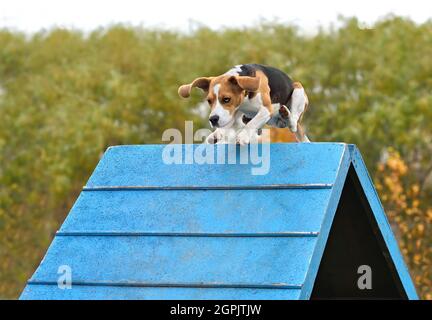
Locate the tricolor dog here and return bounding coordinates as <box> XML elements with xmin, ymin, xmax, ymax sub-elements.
<box><xmin>178</xmin><ymin>64</ymin><xmax>310</xmax><ymax>144</ymax></box>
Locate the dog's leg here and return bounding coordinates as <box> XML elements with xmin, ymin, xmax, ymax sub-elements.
<box><xmin>206</xmin><ymin>112</ymin><xmax>243</xmax><ymax>144</ymax></box>
<box><xmin>280</xmin><ymin>82</ymin><xmax>310</xmax><ymax>142</ymax></box>
<box><xmin>206</xmin><ymin>128</ymin><xmax>226</xmax><ymax>144</ymax></box>
<box><xmin>236</xmin><ymin>106</ymin><xmax>271</xmax><ymax>145</ymax></box>
<box><xmin>294</xmin><ymin>123</ymin><xmax>310</xmax><ymax>142</ymax></box>
<box><xmin>286</xmin><ymin>82</ymin><xmax>308</xmax><ymax>133</ymax></box>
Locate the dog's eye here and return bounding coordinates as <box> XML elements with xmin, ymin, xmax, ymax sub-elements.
<box><xmin>222</xmin><ymin>97</ymin><xmax>231</xmax><ymax>104</ymax></box>
<box><xmin>207</xmin><ymin>99</ymin><xmax>212</xmax><ymax>105</ymax></box>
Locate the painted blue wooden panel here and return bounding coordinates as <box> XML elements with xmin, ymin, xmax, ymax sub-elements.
<box><xmin>86</xmin><ymin>143</ymin><xmax>346</xmax><ymax>187</ymax></box>
<box><xmin>60</xmin><ymin>189</ymin><xmax>331</xmax><ymax>234</ymax></box>
<box><xmin>348</xmin><ymin>145</ymin><xmax>419</xmax><ymax>300</ymax></box>
<box><xmin>29</xmin><ymin>236</ymin><xmax>316</xmax><ymax>286</ymax></box>
<box><xmin>20</xmin><ymin>143</ymin><xmax>419</xmax><ymax>300</ymax></box>
<box><xmin>300</xmin><ymin>145</ymin><xmax>351</xmax><ymax>299</ymax></box>
<box><xmin>21</xmin><ymin>284</ymin><xmax>301</xmax><ymax>300</ymax></box>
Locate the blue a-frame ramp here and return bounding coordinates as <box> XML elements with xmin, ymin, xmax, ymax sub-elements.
<box><xmin>20</xmin><ymin>143</ymin><xmax>418</xmax><ymax>299</ymax></box>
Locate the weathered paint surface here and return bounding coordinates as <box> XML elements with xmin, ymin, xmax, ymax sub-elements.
<box><xmin>20</xmin><ymin>143</ymin><xmax>418</xmax><ymax>300</ymax></box>
<box><xmin>21</xmin><ymin>285</ymin><xmax>302</xmax><ymax>300</ymax></box>
<box><xmin>28</xmin><ymin>236</ymin><xmax>316</xmax><ymax>286</ymax></box>
<box><xmin>60</xmin><ymin>189</ymin><xmax>332</xmax><ymax>234</ymax></box>
<box><xmin>86</xmin><ymin>143</ymin><xmax>345</xmax><ymax>187</ymax></box>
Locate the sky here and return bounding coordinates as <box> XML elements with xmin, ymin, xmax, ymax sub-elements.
<box><xmin>0</xmin><ymin>0</ymin><xmax>431</xmax><ymax>33</ymax></box>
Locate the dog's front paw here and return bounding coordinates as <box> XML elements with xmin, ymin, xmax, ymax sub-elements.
<box><xmin>236</xmin><ymin>129</ymin><xmax>256</xmax><ymax>146</ymax></box>
<box><xmin>206</xmin><ymin>129</ymin><xmax>224</xmax><ymax>144</ymax></box>
<box><xmin>206</xmin><ymin>132</ymin><xmax>220</xmax><ymax>144</ymax></box>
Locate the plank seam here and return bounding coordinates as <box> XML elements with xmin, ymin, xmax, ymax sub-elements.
<box><xmin>55</xmin><ymin>231</ymin><xmax>320</xmax><ymax>237</ymax></box>
<box><xmin>82</xmin><ymin>184</ymin><xmax>333</xmax><ymax>191</ymax></box>
<box><xmin>26</xmin><ymin>281</ymin><xmax>303</xmax><ymax>290</ymax></box>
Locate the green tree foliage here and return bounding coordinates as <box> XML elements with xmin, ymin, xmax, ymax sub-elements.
<box><xmin>0</xmin><ymin>17</ymin><xmax>431</xmax><ymax>298</ymax></box>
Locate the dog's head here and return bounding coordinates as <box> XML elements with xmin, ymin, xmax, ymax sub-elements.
<box><xmin>178</xmin><ymin>74</ymin><xmax>260</xmax><ymax>128</ymax></box>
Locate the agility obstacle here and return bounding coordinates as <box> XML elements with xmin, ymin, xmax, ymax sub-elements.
<box><xmin>20</xmin><ymin>143</ymin><xmax>418</xmax><ymax>299</ymax></box>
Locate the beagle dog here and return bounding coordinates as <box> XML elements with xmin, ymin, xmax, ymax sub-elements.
<box><xmin>178</xmin><ymin>64</ymin><xmax>310</xmax><ymax>144</ymax></box>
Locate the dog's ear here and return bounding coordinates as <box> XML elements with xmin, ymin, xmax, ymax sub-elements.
<box><xmin>229</xmin><ymin>76</ymin><xmax>260</xmax><ymax>92</ymax></box>
<box><xmin>178</xmin><ymin>77</ymin><xmax>213</xmax><ymax>98</ymax></box>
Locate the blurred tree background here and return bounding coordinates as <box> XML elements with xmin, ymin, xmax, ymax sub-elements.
<box><xmin>0</xmin><ymin>16</ymin><xmax>431</xmax><ymax>299</ymax></box>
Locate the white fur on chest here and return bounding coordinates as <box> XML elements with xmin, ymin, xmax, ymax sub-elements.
<box><xmin>238</xmin><ymin>93</ymin><xmax>281</xmax><ymax>118</ymax></box>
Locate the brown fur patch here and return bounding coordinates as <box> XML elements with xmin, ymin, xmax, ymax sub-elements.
<box><xmin>179</xmin><ymin>71</ymin><xmax>274</xmax><ymax>116</ymax></box>
<box><xmin>204</xmin><ymin>72</ymin><xmax>270</xmax><ymax>116</ymax></box>
<box><xmin>292</xmin><ymin>81</ymin><xmax>303</xmax><ymax>89</ymax></box>
<box><xmin>270</xmin><ymin>127</ymin><xmax>297</xmax><ymax>143</ymax></box>
<box><xmin>255</xmin><ymin>70</ymin><xmax>273</xmax><ymax>114</ymax></box>
<box><xmin>178</xmin><ymin>77</ymin><xmax>214</xmax><ymax>98</ymax></box>
<box><xmin>205</xmin><ymin>76</ymin><xmax>244</xmax><ymax>115</ymax></box>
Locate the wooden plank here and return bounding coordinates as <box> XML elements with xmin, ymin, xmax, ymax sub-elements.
<box><xmin>29</xmin><ymin>236</ymin><xmax>317</xmax><ymax>286</ymax></box>
<box><xmin>20</xmin><ymin>284</ymin><xmax>301</xmax><ymax>300</ymax></box>
<box><xmin>60</xmin><ymin>189</ymin><xmax>331</xmax><ymax>234</ymax></box>
<box><xmin>86</xmin><ymin>143</ymin><xmax>346</xmax><ymax>188</ymax></box>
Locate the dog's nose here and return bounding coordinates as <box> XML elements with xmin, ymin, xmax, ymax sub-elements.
<box><xmin>209</xmin><ymin>115</ymin><xmax>219</xmax><ymax>127</ymax></box>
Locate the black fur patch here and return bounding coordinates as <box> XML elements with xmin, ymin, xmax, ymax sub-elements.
<box><xmin>238</xmin><ymin>64</ymin><xmax>295</xmax><ymax>105</ymax></box>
